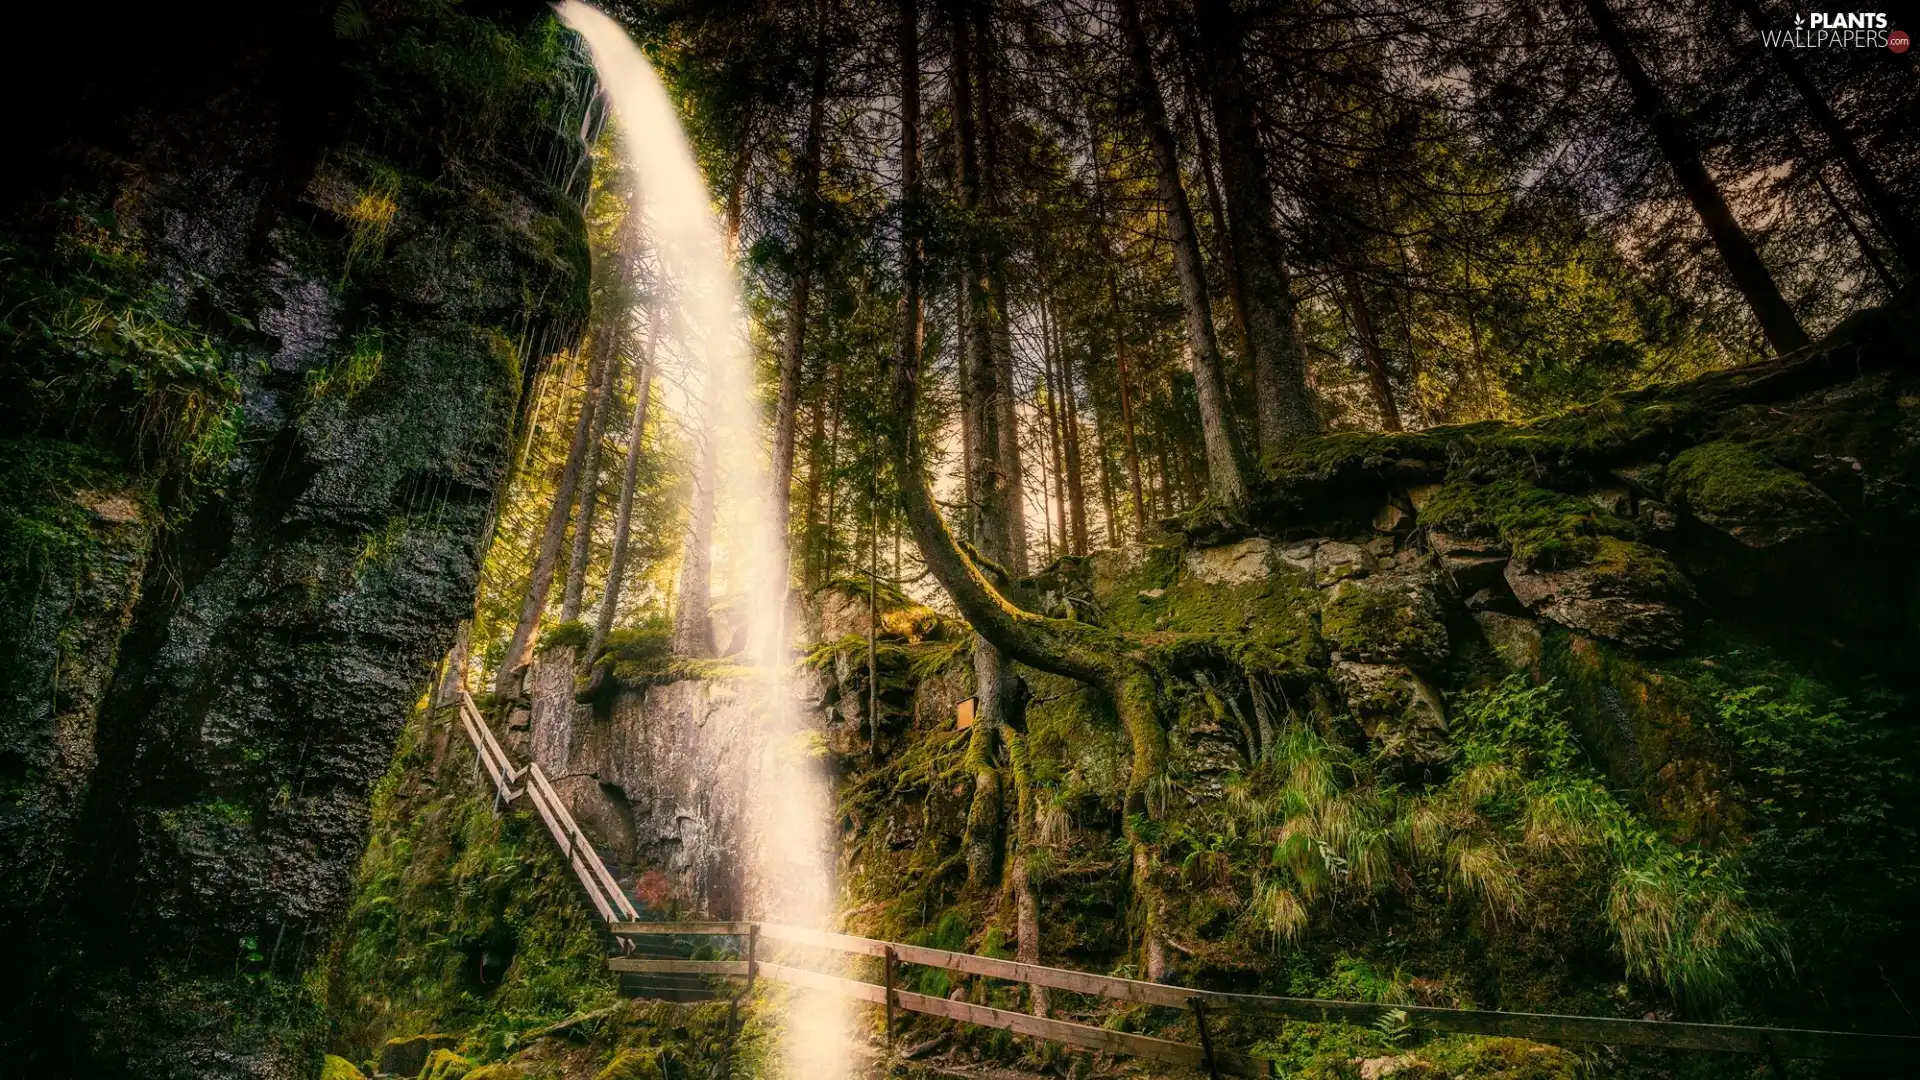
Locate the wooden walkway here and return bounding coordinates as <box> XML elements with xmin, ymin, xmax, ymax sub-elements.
<box><xmin>453</xmin><ymin>692</ymin><xmax>1920</xmax><ymax>1078</ymax></box>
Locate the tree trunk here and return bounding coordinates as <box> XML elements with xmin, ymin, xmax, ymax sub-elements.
<box><xmin>1053</xmin><ymin>296</ymin><xmax>1090</xmax><ymax>555</ymax></box>
<box><xmin>1118</xmin><ymin>0</ymin><xmax>1251</xmax><ymax>512</ymax></box>
<box><xmin>976</xmin><ymin>0</ymin><xmax>1027</xmax><ymax>575</ymax></box>
<box><xmin>494</xmin><ymin>338</ymin><xmax>609</xmax><ymax>697</ymax></box>
<box><xmin>1732</xmin><ymin>0</ymin><xmax>1917</xmax><ymax>271</ymax></box>
<box><xmin>771</xmin><ymin>9</ymin><xmax>830</xmax><ymax>548</ymax></box>
<box><xmin>1086</xmin><ymin>119</ymin><xmax>1149</xmax><ymax>536</ymax></box>
<box><xmin>1176</xmin><ymin>32</ymin><xmax>1252</xmax><ymax>365</ymax></box>
<box><xmin>435</xmin><ymin>619</ymin><xmax>471</xmax><ymax>708</ymax></box>
<box><xmin>1091</xmin><ymin>390</ymin><xmax>1122</xmax><ymax>547</ymax></box>
<box><xmin>560</xmin><ymin>313</ymin><xmax>619</xmax><ymax>622</ymax></box>
<box><xmin>590</xmin><ymin>306</ymin><xmax>659</xmax><ymax>659</ymax></box>
<box><xmin>951</xmin><ymin>0</ymin><xmax>1012</xmax><ymax>889</ymax></box>
<box><xmin>1041</xmin><ymin>309</ymin><xmax>1069</xmax><ymax>561</ymax></box>
<box><xmin>1813</xmin><ymin>164</ymin><xmax>1899</xmax><ymax>290</ymax></box>
<box><xmin>1581</xmin><ymin>0</ymin><xmax>1810</xmax><ymax>356</ymax></box>
<box><xmin>673</xmin><ymin>385</ymin><xmax>719</xmax><ymax>658</ymax></box>
<box><xmin>1340</xmin><ymin>265</ymin><xmax>1403</xmax><ymax>432</ymax></box>
<box><xmin>823</xmin><ymin>385</ymin><xmax>843</xmax><ymax>584</ymax></box>
<box><xmin>801</xmin><ymin>383</ymin><xmax>829</xmax><ymax>588</ymax></box>
<box><xmin>891</xmin><ymin>0</ymin><xmax>1163</xmax><ymax>828</ymax></box>
<box><xmin>1193</xmin><ymin>0</ymin><xmax>1317</xmax><ymax>451</ymax></box>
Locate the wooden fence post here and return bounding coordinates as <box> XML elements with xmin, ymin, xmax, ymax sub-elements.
<box><xmin>746</xmin><ymin>924</ymin><xmax>758</xmax><ymax>992</ymax></box>
<box><xmin>884</xmin><ymin>946</ymin><xmax>898</xmax><ymax>1047</ymax></box>
<box><xmin>1191</xmin><ymin>997</ymin><xmax>1223</xmax><ymax>1080</ymax></box>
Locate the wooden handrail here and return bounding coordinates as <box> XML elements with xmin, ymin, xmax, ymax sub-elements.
<box><xmin>750</xmin><ymin>961</ymin><xmax>1268</xmax><ymax>1077</ymax></box>
<box><xmin>611</xmin><ymin>921</ymin><xmax>1920</xmax><ymax>1065</ymax></box>
<box><xmin>454</xmin><ymin>690</ymin><xmax>638</xmax><ymax>926</ymax></box>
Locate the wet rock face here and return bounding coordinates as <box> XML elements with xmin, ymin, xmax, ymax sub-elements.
<box><xmin>0</xmin><ymin>4</ymin><xmax>591</xmax><ymax>1076</ymax></box>
<box><xmin>526</xmin><ymin>655</ymin><xmax>753</xmax><ymax>920</ymax></box>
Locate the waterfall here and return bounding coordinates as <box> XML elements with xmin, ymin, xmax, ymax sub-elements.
<box><xmin>556</xmin><ymin>4</ymin><xmax>851</xmax><ymax>1075</ymax></box>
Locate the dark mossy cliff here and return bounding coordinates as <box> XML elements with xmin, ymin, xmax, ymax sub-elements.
<box><xmin>0</xmin><ymin>2</ymin><xmax>593</xmax><ymax>1076</ymax></box>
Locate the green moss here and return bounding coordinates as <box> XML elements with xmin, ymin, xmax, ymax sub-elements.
<box><xmin>1106</xmin><ymin>570</ymin><xmax>1322</xmax><ymax>676</ymax></box>
<box><xmin>594</xmin><ymin>1047</ymin><xmax>661</xmax><ymax>1080</ymax></box>
<box><xmin>320</xmin><ymin>1054</ymin><xmax>367</xmax><ymax>1080</ymax></box>
<box><xmin>1664</xmin><ymin>440</ymin><xmax>1842</xmax><ymax>545</ymax></box>
<box><xmin>1583</xmin><ymin>535</ymin><xmax>1693</xmax><ymax>602</ymax></box>
<box><xmin>594</xmin><ymin>621</ymin><xmax>673</xmax><ymax>685</ymax></box>
<box><xmin>306</xmin><ymin>328</ymin><xmax>386</xmax><ymax>402</ymax></box>
<box><xmin>535</xmin><ymin>619</ymin><xmax>591</xmax><ymax>655</ymax></box>
<box><xmin>420</xmin><ymin>1047</ymin><xmax>472</xmax><ymax>1080</ymax></box>
<box><xmin>1320</xmin><ymin>578</ymin><xmax>1449</xmax><ymax>668</ymax></box>
<box><xmin>1423</xmin><ymin>477</ymin><xmax>1633</xmax><ymax>568</ymax></box>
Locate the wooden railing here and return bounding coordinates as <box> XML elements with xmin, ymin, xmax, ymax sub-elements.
<box><xmin>455</xmin><ymin>691</ymin><xmax>638</xmax><ymax>924</ymax></box>
<box><xmin>608</xmin><ymin>921</ymin><xmax>1920</xmax><ymax>1078</ymax></box>
<box><xmin>447</xmin><ymin>696</ymin><xmax>1917</xmax><ymax>1075</ymax></box>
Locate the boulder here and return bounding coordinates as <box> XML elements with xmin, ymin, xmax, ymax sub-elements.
<box><xmin>1474</xmin><ymin>611</ymin><xmax>1543</xmax><ymax>671</ymax></box>
<box><xmin>1311</xmin><ymin>540</ymin><xmax>1376</xmax><ymax>586</ymax></box>
<box><xmin>379</xmin><ymin>1035</ymin><xmax>459</xmax><ymax>1078</ymax></box>
<box><xmin>1504</xmin><ymin>538</ymin><xmax>1692</xmax><ymax>653</ymax></box>
<box><xmin>1664</xmin><ymin>440</ymin><xmax>1845</xmax><ymax>549</ymax></box>
<box><xmin>1321</xmin><ymin>576</ymin><xmax>1450</xmax><ymax>670</ymax></box>
<box><xmin>1185</xmin><ymin>537</ymin><xmax>1274</xmax><ymax>584</ymax></box>
<box><xmin>1373</xmin><ymin>500</ymin><xmax>1413</xmax><ymax>534</ymax></box>
<box><xmin>1332</xmin><ymin>661</ymin><xmax>1449</xmax><ymax>765</ymax></box>
<box><xmin>1277</xmin><ymin>540</ymin><xmax>1318</xmax><ymax>573</ymax></box>
<box><xmin>1427</xmin><ymin>529</ymin><xmax>1509</xmax><ymax>593</ymax></box>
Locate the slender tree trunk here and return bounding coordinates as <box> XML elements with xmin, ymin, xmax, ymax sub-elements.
<box><xmin>951</xmin><ymin>0</ymin><xmax>1011</xmax><ymax>889</ymax></box>
<box><xmin>1118</xmin><ymin>0</ymin><xmax>1251</xmax><ymax>512</ymax></box>
<box><xmin>976</xmin><ymin>0</ymin><xmax>1027</xmax><ymax>576</ymax></box>
<box><xmin>1193</xmin><ymin>0</ymin><xmax>1317</xmax><ymax>451</ymax></box>
<box><xmin>590</xmin><ymin>306</ymin><xmax>659</xmax><ymax>659</ymax></box>
<box><xmin>772</xmin><ymin>8</ymin><xmax>830</xmax><ymax>548</ymax></box>
<box><xmin>1109</xmin><ymin>274</ymin><xmax>1148</xmax><ymax>533</ymax></box>
<box><xmin>1732</xmin><ymin>0</ymin><xmax>1917</xmax><ymax>271</ymax></box>
<box><xmin>1340</xmin><ymin>265</ymin><xmax>1402</xmax><ymax>432</ymax></box>
<box><xmin>801</xmin><ymin>386</ymin><xmax>828</xmax><ymax>588</ymax></box>
<box><xmin>1085</xmin><ymin>118</ymin><xmax>1149</xmax><ymax>535</ymax></box>
<box><xmin>1052</xmin><ymin>295</ymin><xmax>1090</xmax><ymax>555</ymax></box>
<box><xmin>1092</xmin><ymin>392</ymin><xmax>1122</xmax><ymax>546</ymax></box>
<box><xmin>561</xmin><ymin>314</ymin><xmax>619</xmax><ymax>622</ymax></box>
<box><xmin>1176</xmin><ymin>33</ymin><xmax>1252</xmax><ymax>365</ymax></box>
<box><xmin>1581</xmin><ymin>0</ymin><xmax>1810</xmax><ymax>356</ymax></box>
<box><xmin>435</xmin><ymin>619</ymin><xmax>471</xmax><ymax>708</ymax></box>
<box><xmin>1042</xmin><ymin>312</ymin><xmax>1069</xmax><ymax>561</ymax></box>
<box><xmin>868</xmin><ymin>470</ymin><xmax>880</xmax><ymax>750</ymax></box>
<box><xmin>673</xmin><ymin>386</ymin><xmax>719</xmax><ymax>658</ymax></box>
<box><xmin>495</xmin><ymin>339</ymin><xmax>609</xmax><ymax>697</ymax></box>
<box><xmin>823</xmin><ymin>385</ymin><xmax>843</xmax><ymax>584</ymax></box>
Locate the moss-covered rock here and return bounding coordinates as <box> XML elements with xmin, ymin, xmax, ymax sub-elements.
<box><xmin>1665</xmin><ymin>440</ymin><xmax>1845</xmax><ymax>548</ymax></box>
<box><xmin>380</xmin><ymin>1034</ymin><xmax>461</xmax><ymax>1077</ymax></box>
<box><xmin>1321</xmin><ymin>576</ymin><xmax>1449</xmax><ymax>670</ymax></box>
<box><xmin>1506</xmin><ymin>537</ymin><xmax>1693</xmax><ymax>652</ymax></box>
<box><xmin>418</xmin><ymin>1047</ymin><xmax>473</xmax><ymax>1080</ymax></box>
<box><xmin>320</xmin><ymin>1055</ymin><xmax>367</xmax><ymax>1080</ymax></box>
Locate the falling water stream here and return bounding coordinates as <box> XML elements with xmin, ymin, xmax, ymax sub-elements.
<box><xmin>557</xmin><ymin>3</ymin><xmax>852</xmax><ymax>1075</ymax></box>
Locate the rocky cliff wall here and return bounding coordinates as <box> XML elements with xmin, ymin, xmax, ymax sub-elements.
<box><xmin>0</xmin><ymin>3</ymin><xmax>593</xmax><ymax>1076</ymax></box>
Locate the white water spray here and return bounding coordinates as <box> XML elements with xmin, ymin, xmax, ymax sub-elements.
<box><xmin>557</xmin><ymin>4</ymin><xmax>852</xmax><ymax>1076</ymax></box>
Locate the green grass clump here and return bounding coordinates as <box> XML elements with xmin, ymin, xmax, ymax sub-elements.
<box><xmin>535</xmin><ymin>619</ymin><xmax>591</xmax><ymax>655</ymax></box>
